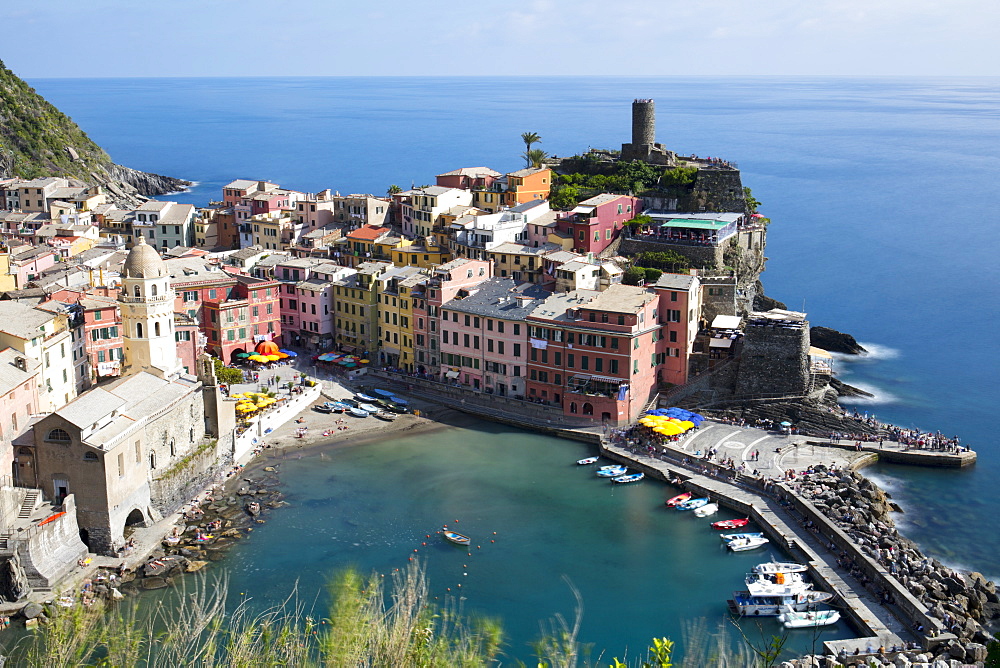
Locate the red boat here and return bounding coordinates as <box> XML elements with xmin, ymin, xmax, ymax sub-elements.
<box><xmin>665</xmin><ymin>492</ymin><xmax>692</xmax><ymax>507</ymax></box>
<box><xmin>711</xmin><ymin>517</ymin><xmax>750</xmax><ymax>530</ymax></box>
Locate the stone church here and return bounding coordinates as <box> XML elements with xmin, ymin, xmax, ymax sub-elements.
<box><xmin>26</xmin><ymin>237</ymin><xmax>235</xmax><ymax>554</ymax></box>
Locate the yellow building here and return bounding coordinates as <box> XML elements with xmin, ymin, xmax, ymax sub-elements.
<box><xmin>375</xmin><ymin>266</ymin><xmax>425</xmax><ymax>370</ymax></box>
<box><xmin>333</xmin><ymin>261</ymin><xmax>391</xmax><ymax>354</ymax></box>
<box><xmin>0</xmin><ymin>251</ymin><xmax>15</xmax><ymax>292</ymax></box>
<box><xmin>250</xmin><ymin>212</ymin><xmax>291</xmax><ymax>250</ymax></box>
<box><xmin>391</xmin><ymin>244</ymin><xmax>452</xmax><ymax>269</ymax></box>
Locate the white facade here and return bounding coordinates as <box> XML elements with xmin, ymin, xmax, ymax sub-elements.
<box><xmin>119</xmin><ymin>237</ymin><xmax>183</xmax><ymax>379</ymax></box>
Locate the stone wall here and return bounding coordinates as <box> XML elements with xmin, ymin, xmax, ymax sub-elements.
<box><xmin>148</xmin><ymin>438</ymin><xmax>229</xmax><ymax>521</ymax></box>
<box><xmin>691</xmin><ymin>168</ymin><xmax>745</xmax><ymax>213</ymax></box>
<box><xmin>698</xmin><ymin>275</ymin><xmax>739</xmax><ymax>322</ymax></box>
<box><xmin>734</xmin><ymin>322</ymin><xmax>810</xmax><ymax>398</ymax></box>
<box><xmin>15</xmin><ymin>494</ymin><xmax>87</xmax><ymax>588</ymax></box>
<box><xmin>618</xmin><ymin>237</ymin><xmax>724</xmax><ymax>269</ymax></box>
<box><xmin>233</xmin><ymin>385</ymin><xmax>322</xmax><ymax>463</ymax></box>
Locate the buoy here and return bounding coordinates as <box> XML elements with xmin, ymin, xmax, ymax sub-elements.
<box><xmin>414</xmin><ymin>549</ymin><xmax>418</xmax><ymax>552</ymax></box>
<box><xmin>455</xmin><ymin>519</ymin><xmax>459</xmax><ymax>522</ymax></box>
<box><xmin>408</xmin><ymin>557</ymin><xmax>413</xmax><ymax>561</ymax></box>
<box><xmin>422</xmin><ymin>542</ymin><xmax>426</xmax><ymax>546</ymax></box>
<box><xmin>457</xmin><ymin>584</ymin><xmax>462</xmax><ymax>587</ymax></box>
<box><xmin>477</xmin><ymin>546</ymin><xmax>481</xmax><ymax>549</ymax></box>
<box><xmin>447</xmin><ymin>588</ymin><xmax>451</xmax><ymax>591</ymax></box>
<box><xmin>426</xmin><ymin>535</ymin><xmax>431</xmax><ymax>538</ymax></box>
<box><xmin>493</xmin><ymin>532</ymin><xmax>497</xmax><ymax>535</ymax></box>
<box><xmin>491</xmin><ymin>540</ymin><xmax>495</xmax><ymax>543</ymax></box>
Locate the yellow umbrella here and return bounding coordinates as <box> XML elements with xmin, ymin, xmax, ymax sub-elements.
<box><xmin>230</xmin><ymin>393</ymin><xmax>245</xmax><ymax>399</ymax></box>
<box><xmin>677</xmin><ymin>421</ymin><xmax>695</xmax><ymax>430</ymax></box>
<box><xmin>265</xmin><ymin>354</ymin><xmax>281</xmax><ymax>361</ymax></box>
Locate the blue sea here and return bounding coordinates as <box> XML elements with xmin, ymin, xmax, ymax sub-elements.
<box><xmin>26</xmin><ymin>76</ymin><xmax>1000</xmax><ymax>657</ymax></box>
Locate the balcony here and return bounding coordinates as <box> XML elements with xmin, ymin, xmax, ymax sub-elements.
<box><xmin>120</xmin><ymin>294</ymin><xmax>173</xmax><ymax>305</ymax></box>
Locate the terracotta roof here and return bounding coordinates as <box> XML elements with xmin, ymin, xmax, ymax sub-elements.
<box><xmin>346</xmin><ymin>225</ymin><xmax>388</xmax><ymax>241</ymax></box>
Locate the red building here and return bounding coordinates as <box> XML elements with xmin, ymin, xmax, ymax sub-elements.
<box><xmin>524</xmin><ymin>284</ymin><xmax>662</xmax><ymax>425</ymax></box>
<box><xmin>47</xmin><ymin>287</ymin><xmax>124</xmax><ymax>384</ymax></box>
<box><xmin>559</xmin><ymin>193</ymin><xmax>642</xmax><ymax>254</ymax></box>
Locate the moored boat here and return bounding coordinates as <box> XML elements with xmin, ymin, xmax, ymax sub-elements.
<box><xmin>577</xmin><ymin>456</ymin><xmax>599</xmax><ymax>465</ymax></box>
<box><xmin>779</xmin><ymin>609</ymin><xmax>840</xmax><ymax>628</ymax></box>
<box><xmin>676</xmin><ymin>497</ymin><xmax>711</xmax><ymax>511</ymax></box>
<box><xmin>726</xmin><ymin>535</ymin><xmax>770</xmax><ymax>552</ymax></box>
<box><xmin>744</xmin><ymin>571</ymin><xmax>811</xmax><ymax>597</ymax></box>
<box><xmin>373</xmin><ymin>411</ymin><xmax>396</xmax><ymax>421</ymax></box>
<box><xmin>358</xmin><ymin>403</ymin><xmax>381</xmax><ymax>413</ymax></box>
<box><xmin>348</xmin><ymin>407</ymin><xmax>370</xmax><ymax>418</ymax></box>
<box><xmin>728</xmin><ymin>589</ymin><xmax>833</xmax><ymax>616</ymax></box>
<box><xmin>753</xmin><ymin>561</ymin><xmax>809</xmax><ymax>575</ymax></box>
<box><xmin>711</xmin><ymin>517</ymin><xmax>750</xmax><ymax>530</ymax></box>
<box><xmin>596</xmin><ymin>465</ymin><xmax>628</xmax><ymax>477</ymax></box>
<box><xmin>442</xmin><ymin>530</ymin><xmax>471</xmax><ymax>546</ymax></box>
<box><xmin>693</xmin><ymin>503</ymin><xmax>719</xmax><ymax>518</ymax></box>
<box><xmin>720</xmin><ymin>532</ymin><xmax>764</xmax><ymax>542</ymax></box>
<box><xmin>355</xmin><ymin>393</ymin><xmax>378</xmax><ymax>402</ymax></box>
<box><xmin>665</xmin><ymin>492</ymin><xmax>692</xmax><ymax>507</ymax></box>
<box><xmin>612</xmin><ymin>472</ymin><xmax>644</xmax><ymax>484</ymax></box>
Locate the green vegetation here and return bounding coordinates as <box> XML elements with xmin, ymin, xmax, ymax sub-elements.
<box><xmin>548</xmin><ymin>161</ymin><xmax>705</xmax><ymax>210</ymax></box>
<box><xmin>521</xmin><ymin>132</ymin><xmax>541</xmax><ymax>158</ymax></box>
<box><xmin>154</xmin><ymin>439</ymin><xmax>217</xmax><ymax>482</ymax></box>
<box><xmin>523</xmin><ymin>148</ymin><xmax>549</xmax><ymax>169</ymax></box>
<box><xmin>633</xmin><ymin>250</ymin><xmax>692</xmax><ymax>271</ymax></box>
<box><xmin>387</xmin><ymin>184</ymin><xmax>403</xmax><ymax>195</ymax></box>
<box><xmin>212</xmin><ymin>358</ymin><xmax>244</xmax><ymax>386</ymax></box>
<box><xmin>743</xmin><ymin>187</ymin><xmax>760</xmax><ymax>214</ymax></box>
<box><xmin>0</xmin><ymin>60</ymin><xmax>114</xmax><ymax>180</ymax></box>
<box><xmin>10</xmin><ymin>564</ymin><xmax>795</xmax><ymax>667</ymax></box>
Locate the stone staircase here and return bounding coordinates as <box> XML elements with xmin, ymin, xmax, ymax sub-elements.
<box><xmin>0</xmin><ymin>529</ymin><xmax>12</xmax><ymax>551</ymax></box>
<box><xmin>17</xmin><ymin>489</ymin><xmax>41</xmax><ymax>520</ymax></box>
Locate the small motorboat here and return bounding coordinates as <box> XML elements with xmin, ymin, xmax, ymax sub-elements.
<box><xmin>577</xmin><ymin>456</ymin><xmax>599</xmax><ymax>465</ymax></box>
<box><xmin>665</xmin><ymin>492</ymin><xmax>692</xmax><ymax>507</ymax></box>
<box><xmin>442</xmin><ymin>530</ymin><xmax>470</xmax><ymax>546</ymax></box>
<box><xmin>314</xmin><ymin>403</ymin><xmax>334</xmax><ymax>413</ymax></box>
<box><xmin>753</xmin><ymin>561</ymin><xmax>809</xmax><ymax>575</ymax></box>
<box><xmin>358</xmin><ymin>403</ymin><xmax>381</xmax><ymax>413</ymax></box>
<box><xmin>348</xmin><ymin>407</ymin><xmax>370</xmax><ymax>418</ymax></box>
<box><xmin>711</xmin><ymin>517</ymin><xmax>750</xmax><ymax>530</ymax></box>
<box><xmin>612</xmin><ymin>473</ymin><xmax>644</xmax><ymax>484</ymax></box>
<box><xmin>355</xmin><ymin>393</ymin><xmax>378</xmax><ymax>403</ymax></box>
<box><xmin>676</xmin><ymin>497</ymin><xmax>711</xmax><ymax>511</ymax></box>
<box><xmin>373</xmin><ymin>411</ymin><xmax>396</xmax><ymax>421</ymax></box>
<box><xmin>720</xmin><ymin>532</ymin><xmax>764</xmax><ymax>542</ymax></box>
<box><xmin>727</xmin><ymin>536</ymin><xmax>770</xmax><ymax>552</ymax></box>
<box><xmin>693</xmin><ymin>503</ymin><xmax>719</xmax><ymax>518</ymax></box>
<box><xmin>729</xmin><ymin>589</ymin><xmax>832</xmax><ymax>616</ymax></box>
<box><xmin>779</xmin><ymin>609</ymin><xmax>841</xmax><ymax>628</ymax></box>
<box><xmin>372</xmin><ymin>388</ymin><xmax>396</xmax><ymax>398</ymax></box>
<box><xmin>597</xmin><ymin>465</ymin><xmax>628</xmax><ymax>477</ymax></box>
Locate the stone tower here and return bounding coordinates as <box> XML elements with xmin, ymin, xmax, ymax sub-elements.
<box><xmin>621</xmin><ymin>99</ymin><xmax>674</xmax><ymax>165</ymax></box>
<box><xmin>632</xmin><ymin>99</ymin><xmax>656</xmax><ymax>147</ymax></box>
<box><xmin>119</xmin><ymin>235</ymin><xmax>182</xmax><ymax>379</ymax></box>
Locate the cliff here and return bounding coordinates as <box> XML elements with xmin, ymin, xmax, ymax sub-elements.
<box><xmin>0</xmin><ymin>60</ymin><xmax>188</xmax><ymax>202</ymax></box>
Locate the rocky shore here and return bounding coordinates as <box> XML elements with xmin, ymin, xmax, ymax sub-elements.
<box><xmin>789</xmin><ymin>469</ymin><xmax>996</xmax><ymax>667</ymax></box>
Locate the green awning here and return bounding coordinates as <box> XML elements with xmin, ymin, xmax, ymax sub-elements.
<box><xmin>659</xmin><ymin>219</ymin><xmax>731</xmax><ymax>230</ymax></box>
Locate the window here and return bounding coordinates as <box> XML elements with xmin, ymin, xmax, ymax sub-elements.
<box><xmin>513</xmin><ymin>324</ymin><xmax>520</xmax><ymax>336</ymax></box>
<box><xmin>669</xmin><ymin>330</ymin><xmax>677</xmax><ymax>343</ymax></box>
<box><xmin>666</xmin><ymin>309</ymin><xmax>681</xmax><ymax>322</ymax></box>
<box><xmin>610</xmin><ymin>359</ymin><xmax>619</xmax><ymax>374</ymax></box>
<box><xmin>580</xmin><ymin>356</ymin><xmax>589</xmax><ymax>370</ymax></box>
<box><xmin>118</xmin><ymin>453</ymin><xmax>125</xmax><ymax>476</ymax></box>
<box><xmin>46</xmin><ymin>428</ymin><xmax>71</xmax><ymax>442</ymax></box>
<box><xmin>135</xmin><ymin>440</ymin><xmax>142</xmax><ymax>463</ymax></box>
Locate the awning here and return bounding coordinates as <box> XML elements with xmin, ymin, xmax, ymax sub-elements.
<box><xmin>709</xmin><ymin>338</ymin><xmax>733</xmax><ymax>348</ymax></box>
<box><xmin>572</xmin><ymin>374</ymin><xmax>623</xmax><ymax>385</ymax></box>
<box><xmin>445</xmin><ymin>370</ymin><xmax>460</xmax><ymax>379</ymax></box>
<box><xmin>711</xmin><ymin>315</ymin><xmax>742</xmax><ymax>329</ymax></box>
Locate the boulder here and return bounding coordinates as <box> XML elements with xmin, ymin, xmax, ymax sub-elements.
<box><xmin>810</xmin><ymin>327</ymin><xmax>867</xmax><ymax>355</ymax></box>
<box><xmin>965</xmin><ymin>642</ymin><xmax>987</xmax><ymax>663</ymax></box>
<box><xmin>141</xmin><ymin>577</ymin><xmax>169</xmax><ymax>590</ymax></box>
<box><xmin>21</xmin><ymin>601</ymin><xmax>44</xmax><ymax>619</ymax></box>
<box><xmin>185</xmin><ymin>560</ymin><xmax>209</xmax><ymax>573</ymax></box>
<box><xmin>946</xmin><ymin>644</ymin><xmax>965</xmax><ymax>661</ymax></box>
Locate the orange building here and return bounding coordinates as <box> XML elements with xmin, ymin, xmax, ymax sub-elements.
<box><xmin>503</xmin><ymin>168</ymin><xmax>552</xmax><ymax>207</ymax></box>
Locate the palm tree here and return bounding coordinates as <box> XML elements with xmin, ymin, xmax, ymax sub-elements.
<box><xmin>522</xmin><ymin>149</ymin><xmax>549</xmax><ymax>169</ymax></box>
<box><xmin>520</xmin><ymin>132</ymin><xmax>541</xmax><ymax>165</ymax></box>
<box><xmin>386</xmin><ymin>184</ymin><xmax>403</xmax><ymax>195</ymax></box>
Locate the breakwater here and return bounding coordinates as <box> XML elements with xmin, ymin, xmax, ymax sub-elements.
<box><xmin>599</xmin><ymin>429</ymin><xmax>995</xmax><ymax>667</ymax></box>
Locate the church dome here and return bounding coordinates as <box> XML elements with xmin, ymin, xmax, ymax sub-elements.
<box><xmin>122</xmin><ymin>235</ymin><xmax>167</xmax><ymax>279</ymax></box>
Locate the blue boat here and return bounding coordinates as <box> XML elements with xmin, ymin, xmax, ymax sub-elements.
<box><xmin>676</xmin><ymin>497</ymin><xmax>711</xmax><ymax>510</ymax></box>
<box><xmin>596</xmin><ymin>465</ymin><xmax>628</xmax><ymax>477</ymax></box>
<box><xmin>371</xmin><ymin>389</ymin><xmax>396</xmax><ymax>398</ymax></box>
<box><xmin>612</xmin><ymin>473</ymin><xmax>644</xmax><ymax>484</ymax></box>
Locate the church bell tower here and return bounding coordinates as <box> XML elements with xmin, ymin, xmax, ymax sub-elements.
<box><xmin>119</xmin><ymin>235</ymin><xmax>182</xmax><ymax>379</ymax></box>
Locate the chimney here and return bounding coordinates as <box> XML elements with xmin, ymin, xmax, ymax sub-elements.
<box><xmin>14</xmin><ymin>356</ymin><xmax>26</xmax><ymax>371</ymax></box>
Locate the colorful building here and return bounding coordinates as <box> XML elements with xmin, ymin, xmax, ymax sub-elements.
<box><xmin>333</xmin><ymin>261</ymin><xmax>392</xmax><ymax>355</ymax></box>
<box><xmin>560</xmin><ymin>193</ymin><xmax>641</xmax><ymax>255</ymax></box>
<box><xmin>503</xmin><ymin>167</ymin><xmax>552</xmax><ymax>207</ymax></box>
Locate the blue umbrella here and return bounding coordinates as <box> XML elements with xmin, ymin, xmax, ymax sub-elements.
<box><xmin>279</xmin><ymin>349</ymin><xmax>298</xmax><ymax>357</ymax></box>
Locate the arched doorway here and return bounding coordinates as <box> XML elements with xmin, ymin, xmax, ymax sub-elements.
<box><xmin>582</xmin><ymin>402</ymin><xmax>594</xmax><ymax>416</ymax></box>
<box><xmin>125</xmin><ymin>508</ymin><xmax>146</xmax><ymax>529</ymax></box>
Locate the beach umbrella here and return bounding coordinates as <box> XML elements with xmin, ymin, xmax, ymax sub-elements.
<box><xmin>360</xmin><ymin>359</ymin><xmax>370</xmax><ymax>363</ymax></box>
<box><xmin>230</xmin><ymin>393</ymin><xmax>244</xmax><ymax>399</ymax></box>
<box><xmin>276</xmin><ymin>352</ymin><xmax>289</xmax><ymax>359</ymax></box>
<box><xmin>780</xmin><ymin>421</ymin><xmax>792</xmax><ymax>427</ymax></box>
<box><xmin>255</xmin><ymin>340</ymin><xmax>280</xmax><ymax>355</ymax></box>
<box><xmin>345</xmin><ymin>363</ymin><xmax>357</xmax><ymax>368</ymax></box>
<box><xmin>677</xmin><ymin>420</ymin><xmax>695</xmax><ymax>430</ymax></box>
<box><xmin>235</xmin><ymin>352</ymin><xmax>250</xmax><ymax>358</ymax></box>
<box><xmin>265</xmin><ymin>354</ymin><xmax>281</xmax><ymax>362</ymax></box>
<box><xmin>279</xmin><ymin>349</ymin><xmax>297</xmax><ymax>356</ymax></box>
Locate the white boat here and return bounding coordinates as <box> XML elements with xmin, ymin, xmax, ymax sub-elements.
<box><xmin>745</xmin><ymin>572</ymin><xmax>811</xmax><ymax>597</ymax></box>
<box><xmin>727</xmin><ymin>536</ymin><xmax>770</xmax><ymax>552</ymax></box>
<box><xmin>753</xmin><ymin>561</ymin><xmax>809</xmax><ymax>575</ymax></box>
<box><xmin>577</xmin><ymin>456</ymin><xmax>599</xmax><ymax>465</ymax></box>
<box><xmin>693</xmin><ymin>503</ymin><xmax>719</xmax><ymax>518</ymax></box>
<box><xmin>597</xmin><ymin>465</ymin><xmax>628</xmax><ymax>477</ymax></box>
<box><xmin>779</xmin><ymin>609</ymin><xmax>841</xmax><ymax>628</ymax></box>
<box><xmin>676</xmin><ymin>497</ymin><xmax>710</xmax><ymax>511</ymax></box>
<box><xmin>719</xmin><ymin>532</ymin><xmax>764</xmax><ymax>542</ymax></box>
<box><xmin>358</xmin><ymin>403</ymin><xmax>381</xmax><ymax>413</ymax></box>
<box><xmin>612</xmin><ymin>472</ymin><xmax>644</xmax><ymax>484</ymax></box>
<box><xmin>728</xmin><ymin>589</ymin><xmax>833</xmax><ymax>616</ymax></box>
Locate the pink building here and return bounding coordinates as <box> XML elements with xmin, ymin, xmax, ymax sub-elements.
<box><xmin>221</xmin><ymin>179</ymin><xmax>299</xmax><ymax>223</ymax></box>
<box><xmin>413</xmin><ymin>258</ymin><xmax>492</xmax><ymax>377</ymax></box>
<box><xmin>439</xmin><ymin>278</ymin><xmax>547</xmax><ymax>397</ymax></box>
<box><xmin>525</xmin><ymin>284</ymin><xmax>662</xmax><ymax>425</ymax></box>
<box><xmin>435</xmin><ymin>167</ymin><xmax>502</xmax><ymax>191</ymax></box>
<box><xmin>9</xmin><ymin>246</ymin><xmax>58</xmax><ymax>288</ymax></box>
<box><xmin>653</xmin><ymin>273</ymin><xmax>701</xmax><ymax>386</ymax></box>
<box><xmin>559</xmin><ymin>193</ymin><xmax>642</xmax><ymax>255</ymax></box>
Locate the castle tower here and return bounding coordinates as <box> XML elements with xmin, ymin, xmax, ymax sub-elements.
<box><xmin>632</xmin><ymin>99</ymin><xmax>656</xmax><ymax>147</ymax></box>
<box><xmin>119</xmin><ymin>235</ymin><xmax>182</xmax><ymax>379</ymax></box>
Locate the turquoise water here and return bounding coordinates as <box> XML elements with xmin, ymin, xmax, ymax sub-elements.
<box><xmin>20</xmin><ymin>75</ymin><xmax>1000</xmax><ymax>650</ymax></box>
<box><xmin>218</xmin><ymin>415</ymin><xmax>851</xmax><ymax>660</ymax></box>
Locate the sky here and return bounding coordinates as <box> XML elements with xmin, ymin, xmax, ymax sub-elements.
<box><xmin>3</xmin><ymin>0</ymin><xmax>999</xmax><ymax>78</ymax></box>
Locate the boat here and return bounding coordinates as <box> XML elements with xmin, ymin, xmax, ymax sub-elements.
<box><xmin>676</xmin><ymin>497</ymin><xmax>711</xmax><ymax>511</ymax></box>
<box><xmin>744</xmin><ymin>571</ymin><xmax>811</xmax><ymax>597</ymax></box>
<box><xmin>612</xmin><ymin>473</ymin><xmax>644</xmax><ymax>484</ymax></box>
<box><xmin>729</xmin><ymin>589</ymin><xmax>833</xmax><ymax>617</ymax></box>
<box><xmin>720</xmin><ymin>532</ymin><xmax>764</xmax><ymax>542</ymax></box>
<box><xmin>693</xmin><ymin>503</ymin><xmax>719</xmax><ymax>518</ymax></box>
<box><xmin>753</xmin><ymin>561</ymin><xmax>809</xmax><ymax>575</ymax></box>
<box><xmin>314</xmin><ymin>403</ymin><xmax>335</xmax><ymax>413</ymax></box>
<box><xmin>382</xmin><ymin>401</ymin><xmax>407</xmax><ymax>413</ymax></box>
<box><xmin>348</xmin><ymin>407</ymin><xmax>370</xmax><ymax>418</ymax></box>
<box><xmin>358</xmin><ymin>403</ymin><xmax>381</xmax><ymax>413</ymax></box>
<box><xmin>665</xmin><ymin>492</ymin><xmax>692</xmax><ymax>507</ymax></box>
<box><xmin>779</xmin><ymin>609</ymin><xmax>841</xmax><ymax>628</ymax></box>
<box><xmin>355</xmin><ymin>393</ymin><xmax>378</xmax><ymax>402</ymax></box>
<box><xmin>711</xmin><ymin>517</ymin><xmax>750</xmax><ymax>530</ymax></box>
<box><xmin>329</xmin><ymin>401</ymin><xmax>351</xmax><ymax>412</ymax></box>
<box><xmin>577</xmin><ymin>456</ymin><xmax>599</xmax><ymax>465</ymax></box>
<box><xmin>726</xmin><ymin>536</ymin><xmax>770</xmax><ymax>552</ymax></box>
<box><xmin>442</xmin><ymin>530</ymin><xmax>470</xmax><ymax>546</ymax></box>
<box><xmin>596</xmin><ymin>465</ymin><xmax>628</xmax><ymax>477</ymax></box>
<box><xmin>371</xmin><ymin>389</ymin><xmax>396</xmax><ymax>398</ymax></box>
<box><xmin>373</xmin><ymin>411</ymin><xmax>396</xmax><ymax>421</ymax></box>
